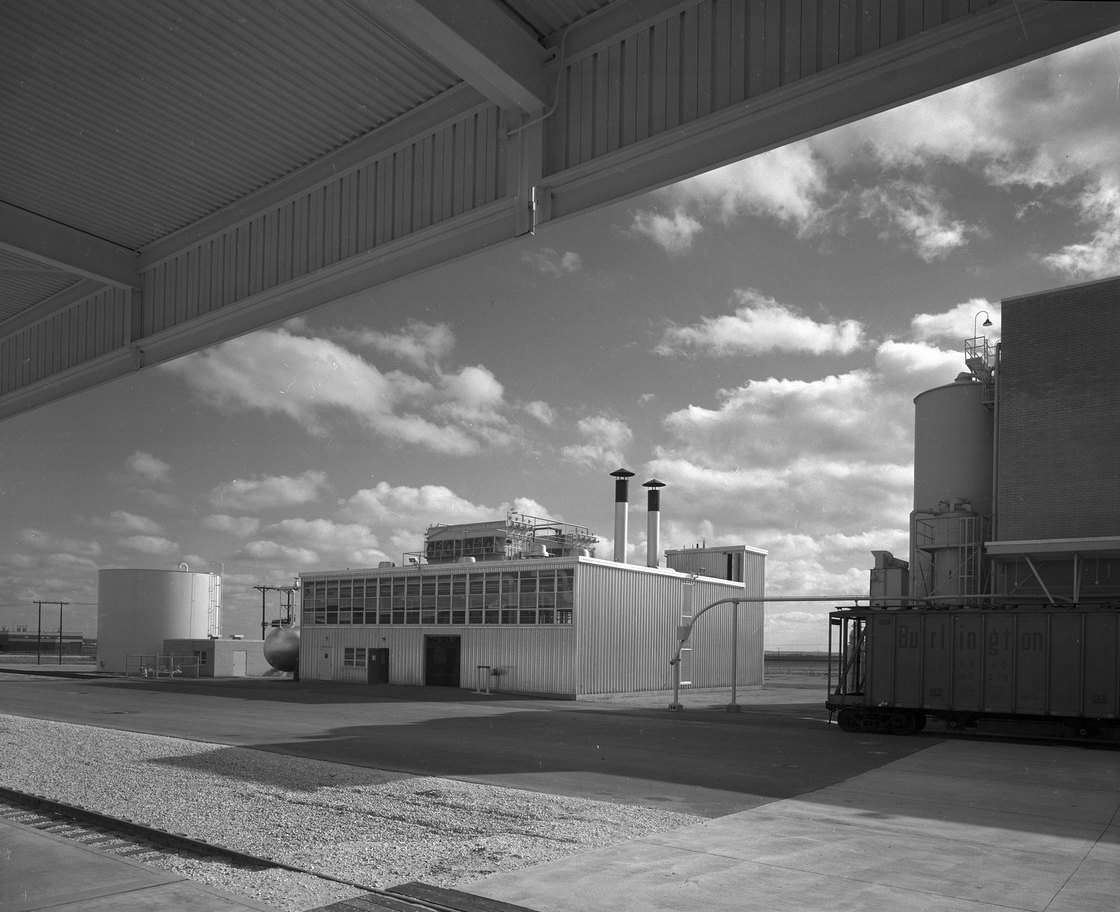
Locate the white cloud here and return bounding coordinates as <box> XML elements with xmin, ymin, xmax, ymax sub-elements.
<box><xmin>339</xmin><ymin>483</ymin><xmax>493</xmax><ymax>529</ymax></box>
<box><xmin>858</xmin><ymin>181</ymin><xmax>980</xmax><ymax>261</ymax></box>
<box><xmin>522</xmin><ymin>248</ymin><xmax>584</xmax><ymax>275</ymax></box>
<box><xmin>126</xmin><ymin>451</ymin><xmax>172</xmax><ymax>485</ymax></box>
<box><xmin>910</xmin><ymin>299</ymin><xmax>1001</xmax><ymax>345</ymax></box>
<box><xmin>164</xmin><ymin>327</ymin><xmax>522</xmax><ymax>456</ymax></box>
<box><xmin>238</xmin><ymin>540</ymin><xmax>319</xmax><ymax>566</ymax></box>
<box><xmin>262</xmin><ymin>518</ymin><xmax>387</xmax><ymax>568</ymax></box>
<box><xmin>210</xmin><ymin>471</ymin><xmax>328</xmax><ymax>512</ymax></box>
<box><xmin>1042</xmin><ymin>177</ymin><xmax>1120</xmax><ymax>279</ymax></box>
<box><xmin>338</xmin><ymin>321</ymin><xmax>455</xmax><ymax>370</ymax></box>
<box><xmin>561</xmin><ymin>415</ymin><xmax>633</xmax><ymax>469</ymax></box>
<box><xmin>18</xmin><ymin>529</ymin><xmax>102</xmax><ymax>558</ymax></box>
<box><xmin>43</xmin><ymin>553</ymin><xmax>100</xmax><ymax>573</ymax></box>
<box><xmin>521</xmin><ymin>400</ymin><xmax>556</xmax><ymax>426</ymax></box>
<box><xmin>629</xmin><ymin>209</ymin><xmax>704</xmax><ymax>253</ymax></box>
<box><xmin>656</xmin><ymin>290</ymin><xmax>865</xmax><ymax>357</ymax></box>
<box><xmin>202</xmin><ymin>514</ymin><xmax>262</xmax><ymax>537</ymax></box>
<box><xmin>874</xmin><ymin>341</ymin><xmax>970</xmax><ymax>393</ymax></box>
<box><xmin>119</xmin><ymin>535</ymin><xmax>179</xmax><ymax>556</ymax></box>
<box><xmin>92</xmin><ymin>510</ymin><xmax>163</xmax><ymax>535</ymax></box>
<box><xmin>667</xmin><ymin>145</ymin><xmax>829</xmax><ymax>236</ymax></box>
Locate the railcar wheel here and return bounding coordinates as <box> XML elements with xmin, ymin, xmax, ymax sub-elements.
<box><xmin>887</xmin><ymin>711</ymin><xmax>919</xmax><ymax>735</ymax></box>
<box><xmin>837</xmin><ymin>708</ymin><xmax>860</xmax><ymax>732</ymax></box>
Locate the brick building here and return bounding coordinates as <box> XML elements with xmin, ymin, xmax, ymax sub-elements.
<box><xmin>905</xmin><ymin>275</ymin><xmax>1120</xmax><ymax>607</ymax></box>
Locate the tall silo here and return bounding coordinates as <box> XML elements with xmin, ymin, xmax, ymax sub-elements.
<box><xmin>97</xmin><ymin>568</ymin><xmax>219</xmax><ymax>673</ymax></box>
<box><xmin>913</xmin><ymin>375</ymin><xmax>994</xmax><ymax>514</ymax></box>
<box><xmin>910</xmin><ymin>376</ymin><xmax>994</xmax><ymax>603</ymax></box>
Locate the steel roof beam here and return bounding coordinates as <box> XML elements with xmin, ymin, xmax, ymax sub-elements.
<box><xmin>366</xmin><ymin>0</ymin><xmax>550</xmax><ymax>115</ymax></box>
<box><xmin>0</xmin><ymin>201</ymin><xmax>139</xmax><ymax>290</ymax></box>
<box><xmin>542</xmin><ymin>1</ymin><xmax>1120</xmax><ymax>223</ymax></box>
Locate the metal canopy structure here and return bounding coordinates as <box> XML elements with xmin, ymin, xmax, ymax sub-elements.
<box><xmin>4</xmin><ymin>0</ymin><xmax>1119</xmax><ymax>421</ymax></box>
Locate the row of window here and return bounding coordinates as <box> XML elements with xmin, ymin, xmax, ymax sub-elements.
<box><xmin>301</xmin><ymin>567</ymin><xmax>575</xmax><ymax>626</ymax></box>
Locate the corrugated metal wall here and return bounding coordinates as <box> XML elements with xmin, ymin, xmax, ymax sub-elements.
<box><xmin>545</xmin><ymin>0</ymin><xmax>1001</xmax><ymax>175</ymax></box>
<box><xmin>140</xmin><ymin>103</ymin><xmax>506</xmax><ymax>336</ymax></box>
<box><xmin>300</xmin><ymin>624</ymin><xmax>577</xmax><ymax>693</ymax></box>
<box><xmin>0</xmin><ymin>287</ymin><xmax>132</xmax><ymax>395</ymax></box>
<box><xmin>575</xmin><ymin>559</ymin><xmax>763</xmax><ymax>694</ymax></box>
<box><xmin>299</xmin><ymin>554</ymin><xmax>764</xmax><ymax>695</ymax></box>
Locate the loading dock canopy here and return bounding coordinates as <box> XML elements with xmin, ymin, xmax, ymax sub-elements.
<box><xmin>985</xmin><ymin>538</ymin><xmax>1120</xmax><ymax>561</ymax></box>
<box><xmin>4</xmin><ymin>1</ymin><xmax>1120</xmax><ymax>421</ymax></box>
<box><xmin>986</xmin><ymin>537</ymin><xmax>1120</xmax><ymax>604</ymax></box>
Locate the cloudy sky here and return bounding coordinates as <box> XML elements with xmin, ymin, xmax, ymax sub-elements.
<box><xmin>3</xmin><ymin>34</ymin><xmax>1120</xmax><ymax>651</ymax></box>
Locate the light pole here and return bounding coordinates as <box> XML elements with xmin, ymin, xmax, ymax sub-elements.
<box><xmin>973</xmin><ymin>310</ymin><xmax>992</xmax><ymax>339</ymax></box>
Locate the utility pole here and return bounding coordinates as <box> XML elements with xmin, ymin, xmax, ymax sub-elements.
<box><xmin>34</xmin><ymin>601</ymin><xmax>68</xmax><ymax>665</ymax></box>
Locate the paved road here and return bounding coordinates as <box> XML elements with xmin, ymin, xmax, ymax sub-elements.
<box><xmin>0</xmin><ymin>674</ymin><xmax>937</xmax><ymax>817</ymax></box>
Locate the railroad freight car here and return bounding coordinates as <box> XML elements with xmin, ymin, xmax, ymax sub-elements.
<box><xmin>826</xmin><ymin>606</ymin><xmax>1120</xmax><ymax>739</ymax></box>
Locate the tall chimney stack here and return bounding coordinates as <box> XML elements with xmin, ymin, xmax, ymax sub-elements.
<box><xmin>643</xmin><ymin>478</ymin><xmax>665</xmax><ymax>568</ymax></box>
<box><xmin>610</xmin><ymin>468</ymin><xmax>635</xmax><ymax>563</ymax></box>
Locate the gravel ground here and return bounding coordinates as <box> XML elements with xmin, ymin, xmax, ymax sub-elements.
<box><xmin>0</xmin><ymin>712</ymin><xmax>702</xmax><ymax>910</ymax></box>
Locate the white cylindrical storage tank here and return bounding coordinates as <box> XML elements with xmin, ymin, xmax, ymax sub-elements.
<box><xmin>97</xmin><ymin>569</ymin><xmax>215</xmax><ymax>673</ymax></box>
<box><xmin>913</xmin><ymin>378</ymin><xmax>994</xmax><ymax>514</ymax></box>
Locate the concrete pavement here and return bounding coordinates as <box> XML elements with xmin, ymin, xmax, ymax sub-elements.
<box><xmin>470</xmin><ymin>738</ymin><xmax>1120</xmax><ymax>912</ymax></box>
<box><xmin>2</xmin><ymin>668</ymin><xmax>1117</xmax><ymax>912</ymax></box>
<box><xmin>0</xmin><ymin>819</ymin><xmax>278</xmax><ymax>912</ymax></box>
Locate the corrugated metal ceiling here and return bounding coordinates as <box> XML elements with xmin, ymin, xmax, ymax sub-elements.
<box><xmin>0</xmin><ymin>0</ymin><xmax>461</xmax><ymax>250</ymax></box>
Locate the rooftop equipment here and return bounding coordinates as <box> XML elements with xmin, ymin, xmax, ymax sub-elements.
<box><xmin>424</xmin><ymin>511</ymin><xmax>598</xmax><ymax>564</ymax></box>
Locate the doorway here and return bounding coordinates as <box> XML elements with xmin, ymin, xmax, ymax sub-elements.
<box><xmin>424</xmin><ymin>635</ymin><xmax>461</xmax><ymax>687</ymax></box>
<box><xmin>367</xmin><ymin>648</ymin><xmax>389</xmax><ymax>684</ymax></box>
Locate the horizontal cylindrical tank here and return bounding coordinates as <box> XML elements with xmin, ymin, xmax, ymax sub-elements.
<box><xmin>913</xmin><ymin>378</ymin><xmax>993</xmax><ymax>514</ymax></box>
<box><xmin>97</xmin><ymin>569</ymin><xmax>217</xmax><ymax>673</ymax></box>
<box><xmin>264</xmin><ymin>625</ymin><xmax>300</xmax><ymax>672</ymax></box>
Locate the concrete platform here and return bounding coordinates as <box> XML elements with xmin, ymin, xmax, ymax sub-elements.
<box><xmin>470</xmin><ymin>739</ymin><xmax>1120</xmax><ymax>912</ymax></box>
<box><xmin>0</xmin><ymin>817</ymin><xmax>278</xmax><ymax>912</ymax></box>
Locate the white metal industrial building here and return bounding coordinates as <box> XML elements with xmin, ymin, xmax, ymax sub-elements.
<box><xmin>298</xmin><ymin>505</ymin><xmax>765</xmax><ymax>697</ymax></box>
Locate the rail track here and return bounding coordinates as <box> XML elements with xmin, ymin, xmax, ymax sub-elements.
<box><xmin>0</xmin><ymin>785</ymin><xmax>529</xmax><ymax>912</ymax></box>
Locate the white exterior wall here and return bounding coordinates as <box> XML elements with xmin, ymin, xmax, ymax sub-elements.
<box><xmin>574</xmin><ymin>558</ymin><xmax>763</xmax><ymax>695</ymax></box>
<box><xmin>296</xmin><ymin>553</ymin><xmax>764</xmax><ymax>696</ymax></box>
<box><xmin>97</xmin><ymin>569</ymin><xmax>216</xmax><ymax>673</ymax></box>
<box><xmin>301</xmin><ymin>625</ymin><xmax>577</xmax><ymax>693</ymax></box>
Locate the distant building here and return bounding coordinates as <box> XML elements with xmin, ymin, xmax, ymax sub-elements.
<box><xmin>664</xmin><ymin>544</ymin><xmax>763</xmax><ymax>582</ymax></box>
<box><xmin>299</xmin><ymin>505</ymin><xmax>766</xmax><ymax>697</ymax></box>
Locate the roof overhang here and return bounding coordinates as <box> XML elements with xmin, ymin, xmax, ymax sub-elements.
<box><xmin>985</xmin><ymin>538</ymin><xmax>1120</xmax><ymax>560</ymax></box>
<box><xmin>5</xmin><ymin>0</ymin><xmax>1120</xmax><ymax>421</ymax></box>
